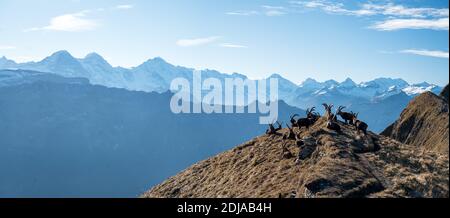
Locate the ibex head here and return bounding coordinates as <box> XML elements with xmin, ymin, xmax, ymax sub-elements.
<box><xmin>290</xmin><ymin>114</ymin><xmax>299</xmax><ymax>120</ymax></box>
<box><xmin>322</xmin><ymin>103</ymin><xmax>334</xmax><ymax>118</ymax></box>
<box><xmin>337</xmin><ymin>106</ymin><xmax>345</xmax><ymax>114</ymax></box>
<box><xmin>351</xmin><ymin>112</ymin><xmax>359</xmax><ymax>123</ymax></box>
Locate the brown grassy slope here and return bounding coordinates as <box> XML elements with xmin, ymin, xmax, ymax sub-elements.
<box><xmin>142</xmin><ymin>118</ymin><xmax>448</xmax><ymax>198</ymax></box>
<box><xmin>381</xmin><ymin>91</ymin><xmax>449</xmax><ymax>153</ymax></box>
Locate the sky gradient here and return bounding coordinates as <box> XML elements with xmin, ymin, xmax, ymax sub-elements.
<box><xmin>0</xmin><ymin>0</ymin><xmax>449</xmax><ymax>85</ymax></box>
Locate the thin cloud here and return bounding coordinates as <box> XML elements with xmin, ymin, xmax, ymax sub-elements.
<box><xmin>226</xmin><ymin>10</ymin><xmax>259</xmax><ymax>16</ymax></box>
<box><xmin>360</xmin><ymin>3</ymin><xmax>449</xmax><ymax>18</ymax></box>
<box><xmin>116</xmin><ymin>4</ymin><xmax>134</xmax><ymax>10</ymax></box>
<box><xmin>265</xmin><ymin>10</ymin><xmax>286</xmax><ymax>16</ymax></box>
<box><xmin>400</xmin><ymin>49</ymin><xmax>449</xmax><ymax>59</ymax></box>
<box><xmin>0</xmin><ymin>45</ymin><xmax>16</xmax><ymax>50</ymax></box>
<box><xmin>290</xmin><ymin>1</ymin><xmax>449</xmax><ymax>30</ymax></box>
<box><xmin>371</xmin><ymin>17</ymin><xmax>449</xmax><ymax>31</ymax></box>
<box><xmin>291</xmin><ymin>1</ymin><xmax>448</xmax><ymax>18</ymax></box>
<box><xmin>219</xmin><ymin>43</ymin><xmax>248</xmax><ymax>48</ymax></box>
<box><xmin>176</xmin><ymin>36</ymin><xmax>221</xmax><ymax>47</ymax></box>
<box><xmin>24</xmin><ymin>10</ymin><xmax>98</xmax><ymax>32</ymax></box>
<box><xmin>227</xmin><ymin>5</ymin><xmax>287</xmax><ymax>17</ymax></box>
<box><xmin>24</xmin><ymin>5</ymin><xmax>134</xmax><ymax>32</ymax></box>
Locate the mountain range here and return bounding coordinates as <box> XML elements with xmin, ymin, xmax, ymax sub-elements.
<box><xmin>0</xmin><ymin>51</ymin><xmax>444</xmax><ymax>132</ymax></box>
<box><xmin>0</xmin><ymin>51</ymin><xmax>447</xmax><ymax>197</ymax></box>
<box><xmin>0</xmin><ymin>69</ymin><xmax>304</xmax><ymax>197</ymax></box>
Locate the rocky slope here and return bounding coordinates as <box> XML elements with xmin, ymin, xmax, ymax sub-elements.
<box><xmin>142</xmin><ymin>117</ymin><xmax>449</xmax><ymax>198</ymax></box>
<box><xmin>381</xmin><ymin>90</ymin><xmax>449</xmax><ymax>153</ymax></box>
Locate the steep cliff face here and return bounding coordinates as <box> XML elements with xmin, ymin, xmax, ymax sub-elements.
<box><xmin>440</xmin><ymin>84</ymin><xmax>449</xmax><ymax>102</ymax></box>
<box><xmin>143</xmin><ymin>118</ymin><xmax>449</xmax><ymax>198</ymax></box>
<box><xmin>381</xmin><ymin>91</ymin><xmax>449</xmax><ymax>153</ymax></box>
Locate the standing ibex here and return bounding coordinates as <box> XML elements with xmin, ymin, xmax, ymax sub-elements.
<box><xmin>336</xmin><ymin>106</ymin><xmax>355</xmax><ymax>125</ymax></box>
<box><xmin>266</xmin><ymin>121</ymin><xmax>283</xmax><ymax>135</ymax></box>
<box><xmin>351</xmin><ymin>113</ymin><xmax>368</xmax><ymax>135</ymax></box>
<box><xmin>296</xmin><ymin>115</ymin><xmax>314</xmax><ymax>129</ymax></box>
<box><xmin>322</xmin><ymin>103</ymin><xmax>336</xmax><ymax>121</ymax></box>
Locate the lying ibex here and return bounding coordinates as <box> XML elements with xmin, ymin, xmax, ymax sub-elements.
<box><xmin>284</xmin><ymin>124</ymin><xmax>297</xmax><ymax>140</ymax></box>
<box><xmin>336</xmin><ymin>106</ymin><xmax>355</xmax><ymax>125</ymax></box>
<box><xmin>351</xmin><ymin>113</ymin><xmax>368</xmax><ymax>135</ymax></box>
<box><xmin>266</xmin><ymin>121</ymin><xmax>282</xmax><ymax>135</ymax></box>
<box><xmin>326</xmin><ymin>114</ymin><xmax>341</xmax><ymax>133</ymax></box>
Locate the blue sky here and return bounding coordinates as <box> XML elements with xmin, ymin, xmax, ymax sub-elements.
<box><xmin>0</xmin><ymin>0</ymin><xmax>448</xmax><ymax>85</ymax></box>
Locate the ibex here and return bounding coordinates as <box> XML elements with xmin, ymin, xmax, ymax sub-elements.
<box><xmin>266</xmin><ymin>121</ymin><xmax>282</xmax><ymax>135</ymax></box>
<box><xmin>284</xmin><ymin>124</ymin><xmax>297</xmax><ymax>140</ymax></box>
<box><xmin>290</xmin><ymin>114</ymin><xmax>299</xmax><ymax>128</ymax></box>
<box><xmin>296</xmin><ymin>116</ymin><xmax>314</xmax><ymax>129</ymax></box>
<box><xmin>322</xmin><ymin>103</ymin><xmax>337</xmax><ymax>121</ymax></box>
<box><xmin>306</xmin><ymin>107</ymin><xmax>320</xmax><ymax>122</ymax></box>
<box><xmin>336</xmin><ymin>106</ymin><xmax>355</xmax><ymax>125</ymax></box>
<box><xmin>326</xmin><ymin>114</ymin><xmax>341</xmax><ymax>133</ymax></box>
<box><xmin>351</xmin><ymin>113</ymin><xmax>368</xmax><ymax>135</ymax></box>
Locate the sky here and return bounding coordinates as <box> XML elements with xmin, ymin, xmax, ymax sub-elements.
<box><xmin>0</xmin><ymin>0</ymin><xmax>449</xmax><ymax>85</ymax></box>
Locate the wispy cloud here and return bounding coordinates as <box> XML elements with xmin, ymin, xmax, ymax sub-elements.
<box><xmin>400</xmin><ymin>49</ymin><xmax>449</xmax><ymax>59</ymax></box>
<box><xmin>371</xmin><ymin>17</ymin><xmax>449</xmax><ymax>31</ymax></box>
<box><xmin>219</xmin><ymin>43</ymin><xmax>248</xmax><ymax>48</ymax></box>
<box><xmin>227</xmin><ymin>5</ymin><xmax>287</xmax><ymax>17</ymax></box>
<box><xmin>262</xmin><ymin>5</ymin><xmax>286</xmax><ymax>16</ymax></box>
<box><xmin>290</xmin><ymin>1</ymin><xmax>449</xmax><ymax>31</ymax></box>
<box><xmin>291</xmin><ymin>1</ymin><xmax>448</xmax><ymax>17</ymax></box>
<box><xmin>360</xmin><ymin>3</ymin><xmax>448</xmax><ymax>18</ymax></box>
<box><xmin>25</xmin><ymin>10</ymin><xmax>98</xmax><ymax>32</ymax></box>
<box><xmin>116</xmin><ymin>4</ymin><xmax>134</xmax><ymax>10</ymax></box>
<box><xmin>0</xmin><ymin>45</ymin><xmax>16</xmax><ymax>50</ymax></box>
<box><xmin>176</xmin><ymin>36</ymin><xmax>221</xmax><ymax>47</ymax></box>
<box><xmin>24</xmin><ymin>5</ymin><xmax>134</xmax><ymax>32</ymax></box>
<box><xmin>226</xmin><ymin>10</ymin><xmax>259</xmax><ymax>16</ymax></box>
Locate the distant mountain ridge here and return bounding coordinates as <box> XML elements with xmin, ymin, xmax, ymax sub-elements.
<box><xmin>0</xmin><ymin>51</ymin><xmax>442</xmax><ymax>98</ymax></box>
<box><xmin>0</xmin><ymin>51</ymin><xmax>445</xmax><ymax>132</ymax></box>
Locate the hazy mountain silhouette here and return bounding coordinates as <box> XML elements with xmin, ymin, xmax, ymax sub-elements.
<box><xmin>0</xmin><ymin>69</ymin><xmax>305</xmax><ymax>197</ymax></box>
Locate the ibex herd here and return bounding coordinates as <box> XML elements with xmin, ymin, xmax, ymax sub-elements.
<box><xmin>266</xmin><ymin>103</ymin><xmax>368</xmax><ymax>136</ymax></box>
<box><xmin>265</xmin><ymin>103</ymin><xmax>370</xmax><ymax>164</ymax></box>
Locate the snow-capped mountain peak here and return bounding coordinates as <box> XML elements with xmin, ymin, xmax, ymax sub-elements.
<box><xmin>0</xmin><ymin>50</ymin><xmax>443</xmax><ymax>102</ymax></box>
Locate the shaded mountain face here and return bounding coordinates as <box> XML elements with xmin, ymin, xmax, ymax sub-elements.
<box><xmin>0</xmin><ymin>69</ymin><xmax>305</xmax><ymax>197</ymax></box>
<box><xmin>347</xmin><ymin>92</ymin><xmax>412</xmax><ymax>133</ymax></box>
<box><xmin>381</xmin><ymin>91</ymin><xmax>449</xmax><ymax>153</ymax></box>
<box><xmin>143</xmin><ymin>117</ymin><xmax>449</xmax><ymax>198</ymax></box>
<box><xmin>440</xmin><ymin>84</ymin><xmax>449</xmax><ymax>102</ymax></box>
